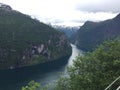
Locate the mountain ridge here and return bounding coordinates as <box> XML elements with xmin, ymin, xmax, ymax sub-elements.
<box><xmin>53</xmin><ymin>25</ymin><xmax>79</xmax><ymax>38</ymax></box>
<box><xmin>0</xmin><ymin>4</ymin><xmax>72</xmax><ymax>69</ymax></box>
<box><xmin>74</xmin><ymin>13</ymin><xmax>120</xmax><ymax>51</ymax></box>
<box><xmin>0</xmin><ymin>3</ymin><xmax>12</xmax><ymax>11</ymax></box>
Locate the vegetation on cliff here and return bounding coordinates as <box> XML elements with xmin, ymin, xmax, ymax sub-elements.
<box><xmin>75</xmin><ymin>14</ymin><xmax>120</xmax><ymax>51</ymax></box>
<box><xmin>0</xmin><ymin>4</ymin><xmax>72</xmax><ymax>69</ymax></box>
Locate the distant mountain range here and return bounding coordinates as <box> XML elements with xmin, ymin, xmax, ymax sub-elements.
<box><xmin>53</xmin><ymin>25</ymin><xmax>79</xmax><ymax>38</ymax></box>
<box><xmin>0</xmin><ymin>3</ymin><xmax>72</xmax><ymax>69</ymax></box>
<box><xmin>74</xmin><ymin>13</ymin><xmax>120</xmax><ymax>51</ymax></box>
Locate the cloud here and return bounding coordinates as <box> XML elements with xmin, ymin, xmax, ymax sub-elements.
<box><xmin>0</xmin><ymin>0</ymin><xmax>119</xmax><ymax>26</ymax></box>
<box><xmin>76</xmin><ymin>0</ymin><xmax>120</xmax><ymax>13</ymax></box>
<box><xmin>33</xmin><ymin>11</ymin><xmax>117</xmax><ymax>26</ymax></box>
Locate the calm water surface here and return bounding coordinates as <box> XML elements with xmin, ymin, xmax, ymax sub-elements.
<box><xmin>0</xmin><ymin>44</ymin><xmax>82</xmax><ymax>90</ymax></box>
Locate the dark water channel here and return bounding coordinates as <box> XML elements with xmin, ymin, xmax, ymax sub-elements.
<box><xmin>0</xmin><ymin>44</ymin><xmax>81</xmax><ymax>90</ymax></box>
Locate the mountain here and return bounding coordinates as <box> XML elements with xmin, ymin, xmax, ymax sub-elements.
<box><xmin>75</xmin><ymin>13</ymin><xmax>120</xmax><ymax>51</ymax></box>
<box><xmin>0</xmin><ymin>3</ymin><xmax>12</xmax><ymax>10</ymax></box>
<box><xmin>0</xmin><ymin>3</ymin><xmax>72</xmax><ymax>69</ymax></box>
<box><xmin>53</xmin><ymin>25</ymin><xmax>79</xmax><ymax>38</ymax></box>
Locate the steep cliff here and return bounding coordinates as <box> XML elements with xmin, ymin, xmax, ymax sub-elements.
<box><xmin>0</xmin><ymin>3</ymin><xmax>72</xmax><ymax>69</ymax></box>
<box><xmin>75</xmin><ymin>13</ymin><xmax>120</xmax><ymax>51</ymax></box>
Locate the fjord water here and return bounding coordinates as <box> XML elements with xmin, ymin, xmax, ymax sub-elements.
<box><xmin>0</xmin><ymin>44</ymin><xmax>81</xmax><ymax>90</ymax></box>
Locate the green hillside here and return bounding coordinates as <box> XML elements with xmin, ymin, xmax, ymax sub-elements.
<box><xmin>0</xmin><ymin>4</ymin><xmax>72</xmax><ymax>69</ymax></box>
<box><xmin>75</xmin><ymin>14</ymin><xmax>120</xmax><ymax>51</ymax></box>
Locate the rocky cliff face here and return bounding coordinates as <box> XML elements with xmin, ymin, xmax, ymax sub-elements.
<box><xmin>0</xmin><ymin>4</ymin><xmax>72</xmax><ymax>69</ymax></box>
<box><xmin>18</xmin><ymin>34</ymin><xmax>71</xmax><ymax>68</ymax></box>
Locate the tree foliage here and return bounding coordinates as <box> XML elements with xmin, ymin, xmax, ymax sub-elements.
<box><xmin>55</xmin><ymin>39</ymin><xmax>120</xmax><ymax>90</ymax></box>
<box><xmin>21</xmin><ymin>80</ymin><xmax>40</xmax><ymax>90</ymax></box>
<box><xmin>21</xmin><ymin>80</ymin><xmax>48</xmax><ymax>90</ymax></box>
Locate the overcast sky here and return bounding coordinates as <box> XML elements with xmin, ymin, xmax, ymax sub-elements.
<box><xmin>0</xmin><ymin>0</ymin><xmax>119</xmax><ymax>26</ymax></box>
